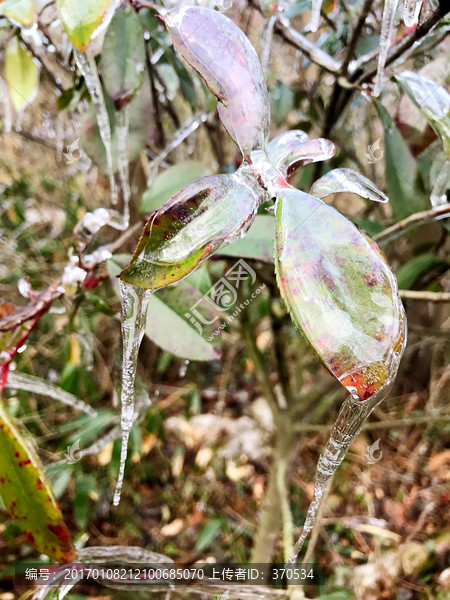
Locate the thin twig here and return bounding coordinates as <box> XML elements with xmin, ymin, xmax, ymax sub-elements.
<box><xmin>374</xmin><ymin>204</ymin><xmax>450</xmax><ymax>244</ymax></box>
<box><xmin>399</xmin><ymin>290</ymin><xmax>450</xmax><ymax>302</ymax></box>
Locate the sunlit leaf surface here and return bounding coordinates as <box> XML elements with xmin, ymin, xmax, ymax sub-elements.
<box><xmin>57</xmin><ymin>0</ymin><xmax>111</xmax><ymax>52</ymax></box>
<box><xmin>0</xmin><ymin>402</ymin><xmax>76</xmax><ymax>562</ymax></box>
<box><xmin>121</xmin><ymin>172</ymin><xmax>263</xmax><ymax>290</ymax></box>
<box><xmin>165</xmin><ymin>6</ymin><xmax>269</xmax><ymax>156</ymax></box>
<box><xmin>0</xmin><ymin>0</ymin><xmax>34</xmax><ymax>26</ymax></box>
<box><xmin>5</xmin><ymin>39</ymin><xmax>39</xmax><ymax>111</ymax></box>
<box><xmin>275</xmin><ymin>188</ymin><xmax>404</xmax><ymax>401</ymax></box>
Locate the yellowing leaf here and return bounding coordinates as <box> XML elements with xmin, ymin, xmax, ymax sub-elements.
<box><xmin>0</xmin><ymin>0</ymin><xmax>34</xmax><ymax>26</ymax></box>
<box><xmin>57</xmin><ymin>0</ymin><xmax>111</xmax><ymax>52</ymax></box>
<box><xmin>5</xmin><ymin>39</ymin><xmax>39</xmax><ymax>111</ymax></box>
<box><xmin>0</xmin><ymin>401</ymin><xmax>76</xmax><ymax>562</ymax></box>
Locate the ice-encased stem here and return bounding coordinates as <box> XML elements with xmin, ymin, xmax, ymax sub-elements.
<box><xmin>310</xmin><ymin>0</ymin><xmax>323</xmax><ymax>32</ymax></box>
<box><xmin>260</xmin><ymin>15</ymin><xmax>277</xmax><ymax>73</ymax></box>
<box><xmin>373</xmin><ymin>0</ymin><xmax>400</xmax><ymax>97</ymax></box>
<box><xmin>285</xmin><ymin>390</ymin><xmax>388</xmax><ymax>565</ymax></box>
<box><xmin>74</xmin><ymin>47</ymin><xmax>118</xmax><ymax>204</ymax></box>
<box><xmin>403</xmin><ymin>0</ymin><xmax>421</xmax><ymax>27</ymax></box>
<box><xmin>116</xmin><ymin>106</ymin><xmax>131</xmax><ymax>227</ymax></box>
<box><xmin>430</xmin><ymin>160</ymin><xmax>450</xmax><ymax>208</ymax></box>
<box><xmin>113</xmin><ymin>281</ymin><xmax>151</xmax><ymax>506</ymax></box>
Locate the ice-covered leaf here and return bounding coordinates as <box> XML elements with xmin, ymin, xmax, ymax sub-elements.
<box><xmin>218</xmin><ymin>215</ymin><xmax>274</xmax><ymax>262</ymax></box>
<box><xmin>0</xmin><ymin>0</ymin><xmax>34</xmax><ymax>26</ymax></box>
<box><xmin>310</xmin><ymin>168</ymin><xmax>389</xmax><ymax>203</ymax></box>
<box><xmin>274</xmin><ymin>188</ymin><xmax>405</xmax><ymax>401</ymax></box>
<box><xmin>0</xmin><ymin>402</ymin><xmax>76</xmax><ymax>562</ymax></box>
<box><xmin>5</xmin><ymin>38</ymin><xmax>39</xmax><ymax>111</ymax></box>
<box><xmin>57</xmin><ymin>0</ymin><xmax>111</xmax><ymax>52</ymax></box>
<box><xmin>146</xmin><ymin>281</ymin><xmax>222</xmax><ymax>361</ymax></box>
<box><xmin>165</xmin><ymin>6</ymin><xmax>269</xmax><ymax>156</ymax></box>
<box><xmin>376</xmin><ymin>102</ymin><xmax>428</xmax><ymax>218</ymax></box>
<box><xmin>267</xmin><ymin>131</ymin><xmax>334</xmax><ymax>178</ymax></box>
<box><xmin>100</xmin><ymin>5</ymin><xmax>146</xmax><ymax>109</ymax></box>
<box><xmin>396</xmin><ymin>71</ymin><xmax>450</xmax><ymax>158</ymax></box>
<box><xmin>120</xmin><ymin>172</ymin><xmax>263</xmax><ymax>290</ymax></box>
<box><xmin>140</xmin><ymin>162</ymin><xmax>213</xmax><ymax>214</ymax></box>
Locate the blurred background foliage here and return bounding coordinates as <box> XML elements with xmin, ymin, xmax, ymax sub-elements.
<box><xmin>0</xmin><ymin>0</ymin><xmax>449</xmax><ymax>599</ymax></box>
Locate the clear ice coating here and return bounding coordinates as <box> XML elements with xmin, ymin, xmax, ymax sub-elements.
<box><xmin>373</xmin><ymin>0</ymin><xmax>400</xmax><ymax>97</ymax></box>
<box><xmin>164</xmin><ymin>6</ymin><xmax>270</xmax><ymax>157</ymax></box>
<box><xmin>403</xmin><ymin>0</ymin><xmax>421</xmax><ymax>27</ymax></box>
<box><xmin>114</xmin><ymin>281</ymin><xmax>151</xmax><ymax>506</ymax></box>
<box><xmin>116</xmin><ymin>6</ymin><xmax>407</xmax><ymax>536</ymax></box>
<box><xmin>310</xmin><ymin>168</ymin><xmax>389</xmax><ymax>203</ymax></box>
<box><xmin>274</xmin><ymin>188</ymin><xmax>405</xmax><ymax>401</ymax></box>
<box><xmin>310</xmin><ymin>0</ymin><xmax>323</xmax><ymax>32</ymax></box>
<box><xmin>120</xmin><ymin>170</ymin><xmax>263</xmax><ymax>290</ymax></box>
<box><xmin>268</xmin><ymin>133</ymin><xmax>335</xmax><ymax>178</ymax></box>
<box><xmin>74</xmin><ymin>48</ymin><xmax>118</xmax><ymax>205</ymax></box>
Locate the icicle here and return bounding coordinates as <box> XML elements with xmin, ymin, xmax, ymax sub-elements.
<box><xmin>310</xmin><ymin>0</ymin><xmax>323</xmax><ymax>32</ymax></box>
<box><xmin>115</xmin><ymin>106</ymin><xmax>131</xmax><ymax>227</ymax></box>
<box><xmin>286</xmin><ymin>390</ymin><xmax>388</xmax><ymax>565</ymax></box>
<box><xmin>74</xmin><ymin>48</ymin><xmax>118</xmax><ymax>204</ymax></box>
<box><xmin>286</xmin><ymin>302</ymin><xmax>406</xmax><ymax>565</ymax></box>
<box><xmin>260</xmin><ymin>15</ymin><xmax>277</xmax><ymax>73</ymax></box>
<box><xmin>373</xmin><ymin>0</ymin><xmax>399</xmax><ymax>97</ymax></box>
<box><xmin>113</xmin><ymin>281</ymin><xmax>151</xmax><ymax>506</ymax></box>
<box><xmin>403</xmin><ymin>0</ymin><xmax>421</xmax><ymax>27</ymax></box>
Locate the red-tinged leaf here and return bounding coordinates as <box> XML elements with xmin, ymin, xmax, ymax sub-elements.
<box><xmin>0</xmin><ymin>282</ymin><xmax>63</xmax><ymax>333</ymax></box>
<box><xmin>120</xmin><ymin>172</ymin><xmax>263</xmax><ymax>290</ymax></box>
<box><xmin>165</xmin><ymin>6</ymin><xmax>269</xmax><ymax>157</ymax></box>
<box><xmin>274</xmin><ymin>187</ymin><xmax>406</xmax><ymax>401</ymax></box>
<box><xmin>0</xmin><ymin>402</ymin><xmax>77</xmax><ymax>562</ymax></box>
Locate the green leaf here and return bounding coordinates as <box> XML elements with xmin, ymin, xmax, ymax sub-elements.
<box><xmin>0</xmin><ymin>402</ymin><xmax>76</xmax><ymax>562</ymax></box>
<box><xmin>122</xmin><ymin>172</ymin><xmax>262</xmax><ymax>290</ymax></box>
<box><xmin>145</xmin><ymin>280</ymin><xmax>221</xmax><ymax>361</ymax></box>
<box><xmin>74</xmin><ymin>473</ymin><xmax>95</xmax><ymax>530</ymax></box>
<box><xmin>140</xmin><ymin>162</ymin><xmax>213</xmax><ymax>214</ymax></box>
<box><xmin>269</xmin><ymin>82</ymin><xmax>294</xmax><ymax>126</ymax></box>
<box><xmin>275</xmin><ymin>188</ymin><xmax>404</xmax><ymax>401</ymax></box>
<box><xmin>57</xmin><ymin>0</ymin><xmax>110</xmax><ymax>52</ymax></box>
<box><xmin>396</xmin><ymin>253</ymin><xmax>439</xmax><ymax>289</ymax></box>
<box><xmin>195</xmin><ymin>518</ymin><xmax>222</xmax><ymax>552</ymax></box>
<box><xmin>0</xmin><ymin>0</ymin><xmax>34</xmax><ymax>26</ymax></box>
<box><xmin>396</xmin><ymin>71</ymin><xmax>450</xmax><ymax>158</ymax></box>
<box><xmin>100</xmin><ymin>5</ymin><xmax>146</xmax><ymax>109</ymax></box>
<box><xmin>218</xmin><ymin>215</ymin><xmax>274</xmax><ymax>262</ymax></box>
<box><xmin>5</xmin><ymin>38</ymin><xmax>39</xmax><ymax>111</ymax></box>
<box><xmin>375</xmin><ymin>102</ymin><xmax>428</xmax><ymax>219</ymax></box>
